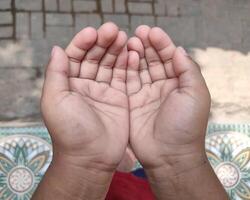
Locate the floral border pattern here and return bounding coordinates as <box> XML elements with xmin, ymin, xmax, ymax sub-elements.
<box><xmin>0</xmin><ymin>124</ymin><xmax>249</xmax><ymax>199</ymax></box>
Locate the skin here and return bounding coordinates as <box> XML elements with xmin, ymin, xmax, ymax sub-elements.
<box><xmin>127</xmin><ymin>25</ymin><xmax>229</xmax><ymax>200</ymax></box>
<box><xmin>33</xmin><ymin>23</ymin><xmax>130</xmax><ymax>200</ymax></box>
<box><xmin>32</xmin><ymin>23</ymin><xmax>228</xmax><ymax>200</ymax></box>
<box><xmin>42</xmin><ymin>23</ymin><xmax>129</xmax><ymax>170</ymax></box>
<box><xmin>127</xmin><ymin>25</ymin><xmax>210</xmax><ymax>171</ymax></box>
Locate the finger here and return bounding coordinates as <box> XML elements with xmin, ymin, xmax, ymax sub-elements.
<box><xmin>80</xmin><ymin>22</ymin><xmax>119</xmax><ymax>79</ymax></box>
<box><xmin>96</xmin><ymin>31</ymin><xmax>127</xmax><ymax>83</ymax></box>
<box><xmin>173</xmin><ymin>47</ymin><xmax>206</xmax><ymax>88</ymax></box>
<box><xmin>126</xmin><ymin>51</ymin><xmax>141</xmax><ymax>95</ymax></box>
<box><xmin>65</xmin><ymin>27</ymin><xmax>97</xmax><ymax>77</ymax></box>
<box><xmin>127</xmin><ymin>37</ymin><xmax>152</xmax><ymax>84</ymax></box>
<box><xmin>149</xmin><ymin>27</ymin><xmax>177</xmax><ymax>78</ymax></box>
<box><xmin>43</xmin><ymin>46</ymin><xmax>69</xmax><ymax>97</ymax></box>
<box><xmin>111</xmin><ymin>47</ymin><xmax>128</xmax><ymax>92</ymax></box>
<box><xmin>135</xmin><ymin>25</ymin><xmax>167</xmax><ymax>82</ymax></box>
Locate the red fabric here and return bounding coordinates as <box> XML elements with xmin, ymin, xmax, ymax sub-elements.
<box><xmin>105</xmin><ymin>171</ymin><xmax>155</xmax><ymax>200</ymax></box>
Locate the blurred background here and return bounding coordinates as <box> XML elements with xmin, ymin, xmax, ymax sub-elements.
<box><xmin>0</xmin><ymin>0</ymin><xmax>249</xmax><ymax>125</ymax></box>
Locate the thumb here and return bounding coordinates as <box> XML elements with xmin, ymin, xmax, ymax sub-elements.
<box><xmin>43</xmin><ymin>46</ymin><xmax>70</xmax><ymax>97</ymax></box>
<box><xmin>173</xmin><ymin>47</ymin><xmax>206</xmax><ymax>89</ymax></box>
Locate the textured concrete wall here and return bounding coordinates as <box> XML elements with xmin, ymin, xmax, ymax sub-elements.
<box><xmin>0</xmin><ymin>0</ymin><xmax>249</xmax><ymax>123</ymax></box>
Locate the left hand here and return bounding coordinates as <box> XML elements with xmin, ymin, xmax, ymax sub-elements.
<box><xmin>41</xmin><ymin>23</ymin><xmax>129</xmax><ymax>174</ymax></box>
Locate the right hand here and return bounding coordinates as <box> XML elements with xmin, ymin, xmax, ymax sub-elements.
<box><xmin>127</xmin><ymin>25</ymin><xmax>211</xmax><ymax>171</ymax></box>
<box><xmin>126</xmin><ymin>25</ymin><xmax>227</xmax><ymax>200</ymax></box>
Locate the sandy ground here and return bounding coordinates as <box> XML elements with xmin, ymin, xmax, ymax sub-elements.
<box><xmin>193</xmin><ymin>47</ymin><xmax>250</xmax><ymax>124</ymax></box>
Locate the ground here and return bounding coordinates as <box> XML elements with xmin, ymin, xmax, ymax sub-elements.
<box><xmin>0</xmin><ymin>0</ymin><xmax>250</xmax><ymax>125</ymax></box>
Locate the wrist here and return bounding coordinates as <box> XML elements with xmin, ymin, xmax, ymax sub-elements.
<box><xmin>145</xmin><ymin>150</ymin><xmax>208</xmax><ymax>180</ymax></box>
<box><xmin>145</xmin><ymin>152</ymin><xmax>228</xmax><ymax>200</ymax></box>
<box><xmin>32</xmin><ymin>153</ymin><xmax>113</xmax><ymax>200</ymax></box>
<box><xmin>52</xmin><ymin>154</ymin><xmax>114</xmax><ymax>185</ymax></box>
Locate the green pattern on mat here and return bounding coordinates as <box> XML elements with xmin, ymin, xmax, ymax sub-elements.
<box><xmin>0</xmin><ymin>123</ymin><xmax>249</xmax><ymax>200</ymax></box>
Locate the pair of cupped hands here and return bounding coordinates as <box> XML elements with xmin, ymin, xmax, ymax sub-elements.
<box><xmin>41</xmin><ymin>22</ymin><xmax>211</xmax><ymax>184</ymax></box>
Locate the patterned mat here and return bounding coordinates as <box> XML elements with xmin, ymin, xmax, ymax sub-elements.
<box><xmin>0</xmin><ymin>124</ymin><xmax>249</xmax><ymax>200</ymax></box>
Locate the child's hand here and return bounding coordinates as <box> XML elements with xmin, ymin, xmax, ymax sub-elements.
<box><xmin>127</xmin><ymin>25</ymin><xmax>211</xmax><ymax>172</ymax></box>
<box><xmin>41</xmin><ymin>22</ymin><xmax>129</xmax><ymax>174</ymax></box>
<box><xmin>126</xmin><ymin>26</ymin><xmax>229</xmax><ymax>200</ymax></box>
<box><xmin>35</xmin><ymin>23</ymin><xmax>228</xmax><ymax>200</ymax></box>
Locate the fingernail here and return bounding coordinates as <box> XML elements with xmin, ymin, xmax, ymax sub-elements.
<box><xmin>178</xmin><ymin>46</ymin><xmax>188</xmax><ymax>56</ymax></box>
<box><xmin>51</xmin><ymin>46</ymin><xmax>57</xmax><ymax>58</ymax></box>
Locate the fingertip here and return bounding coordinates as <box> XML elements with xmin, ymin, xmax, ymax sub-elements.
<box><xmin>50</xmin><ymin>45</ymin><xmax>58</xmax><ymax>58</ymax></box>
<box><xmin>51</xmin><ymin>45</ymin><xmax>66</xmax><ymax>60</ymax></box>
<box><xmin>127</xmin><ymin>37</ymin><xmax>137</xmax><ymax>50</ymax></box>
<box><xmin>65</xmin><ymin>27</ymin><xmax>97</xmax><ymax>66</ymax></box>
<box><xmin>172</xmin><ymin>47</ymin><xmax>187</xmax><ymax>74</ymax></box>
<box><xmin>173</xmin><ymin>46</ymin><xmax>189</xmax><ymax>61</ymax></box>
<box><xmin>97</xmin><ymin>22</ymin><xmax>119</xmax><ymax>48</ymax></box>
<box><xmin>150</xmin><ymin>26</ymin><xmax>162</xmax><ymax>32</ymax></box>
<box><xmin>104</xmin><ymin>21</ymin><xmax>119</xmax><ymax>30</ymax></box>
<box><xmin>149</xmin><ymin>27</ymin><xmax>173</xmax><ymax>50</ymax></box>
<box><xmin>74</xmin><ymin>27</ymin><xmax>97</xmax><ymax>49</ymax></box>
<box><xmin>82</xmin><ymin>26</ymin><xmax>97</xmax><ymax>36</ymax></box>
<box><xmin>173</xmin><ymin>47</ymin><xmax>200</xmax><ymax>76</ymax></box>
<box><xmin>135</xmin><ymin>25</ymin><xmax>151</xmax><ymax>37</ymax></box>
<box><xmin>100</xmin><ymin>22</ymin><xmax>119</xmax><ymax>36</ymax></box>
<box><xmin>49</xmin><ymin>46</ymin><xmax>69</xmax><ymax>73</ymax></box>
<box><xmin>177</xmin><ymin>46</ymin><xmax>188</xmax><ymax>56</ymax></box>
<box><xmin>149</xmin><ymin>27</ymin><xmax>163</xmax><ymax>42</ymax></box>
<box><xmin>115</xmin><ymin>31</ymin><xmax>128</xmax><ymax>48</ymax></box>
<box><xmin>127</xmin><ymin>37</ymin><xmax>144</xmax><ymax>58</ymax></box>
<box><xmin>44</xmin><ymin>46</ymin><xmax>70</xmax><ymax>94</ymax></box>
<box><xmin>149</xmin><ymin>27</ymin><xmax>165</xmax><ymax>38</ymax></box>
<box><xmin>135</xmin><ymin>25</ymin><xmax>151</xmax><ymax>47</ymax></box>
<box><xmin>119</xmin><ymin>30</ymin><xmax>128</xmax><ymax>41</ymax></box>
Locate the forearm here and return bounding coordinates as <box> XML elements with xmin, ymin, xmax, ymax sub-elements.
<box><xmin>146</xmin><ymin>152</ymin><xmax>229</xmax><ymax>200</ymax></box>
<box><xmin>31</xmin><ymin>155</ymin><xmax>113</xmax><ymax>200</ymax></box>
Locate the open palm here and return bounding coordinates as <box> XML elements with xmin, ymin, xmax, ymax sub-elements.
<box><xmin>127</xmin><ymin>26</ymin><xmax>211</xmax><ymax>170</ymax></box>
<box><xmin>41</xmin><ymin>23</ymin><xmax>129</xmax><ymax>171</ymax></box>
